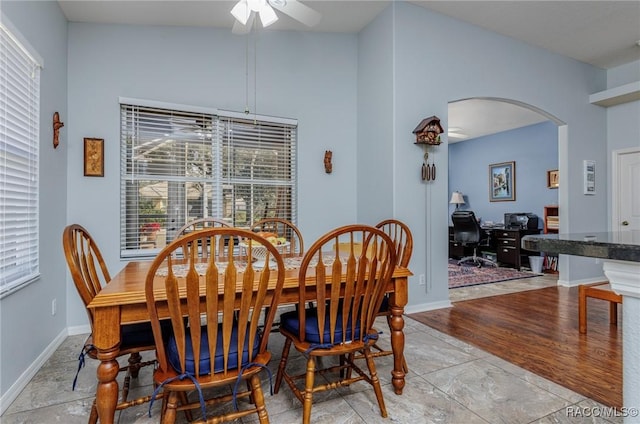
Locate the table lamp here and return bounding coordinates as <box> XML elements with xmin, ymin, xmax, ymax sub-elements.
<box><xmin>449</xmin><ymin>191</ymin><xmax>465</xmax><ymax>209</ymax></box>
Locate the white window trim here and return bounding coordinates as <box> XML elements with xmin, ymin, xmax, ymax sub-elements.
<box><xmin>119</xmin><ymin>99</ymin><xmax>297</xmax><ymax>259</ymax></box>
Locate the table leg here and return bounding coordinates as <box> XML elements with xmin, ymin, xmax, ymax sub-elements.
<box><xmin>92</xmin><ymin>306</ymin><xmax>122</xmax><ymax>424</ymax></box>
<box><xmin>389</xmin><ymin>276</ymin><xmax>408</xmax><ymax>395</ymax></box>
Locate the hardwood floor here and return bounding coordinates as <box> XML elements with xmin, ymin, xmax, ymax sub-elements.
<box><xmin>409</xmin><ymin>285</ymin><xmax>622</xmax><ymax>408</ymax></box>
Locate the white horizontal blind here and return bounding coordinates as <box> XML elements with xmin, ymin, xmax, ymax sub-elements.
<box><xmin>120</xmin><ymin>104</ymin><xmax>214</xmax><ymax>257</ymax></box>
<box><xmin>219</xmin><ymin>115</ymin><xmax>297</xmax><ymax>228</ymax></box>
<box><xmin>120</xmin><ymin>104</ymin><xmax>297</xmax><ymax>258</ymax></box>
<box><xmin>0</xmin><ymin>22</ymin><xmax>41</xmax><ymax>295</ymax></box>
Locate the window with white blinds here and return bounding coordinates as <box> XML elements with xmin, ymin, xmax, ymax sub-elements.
<box><xmin>0</xmin><ymin>20</ymin><xmax>41</xmax><ymax>297</ymax></box>
<box><xmin>120</xmin><ymin>103</ymin><xmax>297</xmax><ymax>258</ymax></box>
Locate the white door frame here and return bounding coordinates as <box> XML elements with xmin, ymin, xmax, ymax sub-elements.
<box><xmin>611</xmin><ymin>146</ymin><xmax>640</xmax><ymax>231</ymax></box>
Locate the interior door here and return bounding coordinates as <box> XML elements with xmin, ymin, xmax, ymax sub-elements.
<box><xmin>613</xmin><ymin>148</ymin><xmax>640</xmax><ymax>232</ymax></box>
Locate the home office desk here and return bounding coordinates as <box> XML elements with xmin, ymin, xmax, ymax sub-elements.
<box><xmin>87</xmin><ymin>259</ymin><xmax>412</xmax><ymax>424</ymax></box>
<box><xmin>449</xmin><ymin>225</ymin><xmax>541</xmax><ymax>269</ymax></box>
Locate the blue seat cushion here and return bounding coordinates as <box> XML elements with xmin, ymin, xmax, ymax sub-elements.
<box><xmin>166</xmin><ymin>324</ymin><xmax>261</xmax><ymax>375</ymax></box>
<box><xmin>280</xmin><ymin>309</ymin><xmax>361</xmax><ymax>344</ymax></box>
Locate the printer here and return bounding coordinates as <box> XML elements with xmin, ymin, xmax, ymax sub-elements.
<box><xmin>504</xmin><ymin>213</ymin><xmax>539</xmax><ymax>230</ymax></box>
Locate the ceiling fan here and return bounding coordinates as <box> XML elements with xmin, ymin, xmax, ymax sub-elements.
<box><xmin>231</xmin><ymin>0</ymin><xmax>321</xmax><ymax>34</ymax></box>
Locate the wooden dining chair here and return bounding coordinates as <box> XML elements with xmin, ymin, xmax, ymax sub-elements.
<box><xmin>251</xmin><ymin>218</ymin><xmax>305</xmax><ymax>326</ymax></box>
<box><xmin>176</xmin><ymin>217</ymin><xmax>233</xmax><ymax>258</ymax></box>
<box><xmin>175</xmin><ymin>217</ymin><xmax>231</xmax><ymax>235</ymax></box>
<box><xmin>274</xmin><ymin>225</ymin><xmax>397</xmax><ymax>424</ymax></box>
<box><xmin>250</xmin><ymin>217</ymin><xmax>304</xmax><ymax>257</ymax></box>
<box><xmin>144</xmin><ymin>227</ymin><xmax>285</xmax><ymax>424</ymax></box>
<box><xmin>62</xmin><ymin>224</ymin><xmax>159</xmax><ymax>424</ymax></box>
<box><xmin>371</xmin><ymin>219</ymin><xmax>413</xmax><ymax>372</ymax></box>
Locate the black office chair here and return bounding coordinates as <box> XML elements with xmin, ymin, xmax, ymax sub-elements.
<box><xmin>451</xmin><ymin>210</ymin><xmax>497</xmax><ymax>268</ymax></box>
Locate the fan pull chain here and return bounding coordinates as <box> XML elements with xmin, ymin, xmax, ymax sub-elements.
<box><xmin>244</xmin><ymin>33</ymin><xmax>249</xmax><ymax>115</ymax></box>
<box><xmin>253</xmin><ymin>26</ymin><xmax>257</xmax><ymax>124</ymax></box>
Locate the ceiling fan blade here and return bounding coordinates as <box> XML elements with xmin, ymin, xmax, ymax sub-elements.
<box><xmin>232</xmin><ymin>13</ymin><xmax>255</xmax><ymax>35</ymax></box>
<box><xmin>448</xmin><ymin>132</ymin><xmax>468</xmax><ymax>140</ymax></box>
<box><xmin>270</xmin><ymin>0</ymin><xmax>321</xmax><ymax>27</ymax></box>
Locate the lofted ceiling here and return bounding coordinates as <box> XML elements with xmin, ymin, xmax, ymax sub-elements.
<box><xmin>57</xmin><ymin>0</ymin><xmax>640</xmax><ymax>140</ymax></box>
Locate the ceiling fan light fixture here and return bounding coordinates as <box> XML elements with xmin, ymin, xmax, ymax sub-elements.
<box><xmin>247</xmin><ymin>0</ymin><xmax>265</xmax><ymax>12</ymax></box>
<box><xmin>231</xmin><ymin>0</ymin><xmax>250</xmax><ymax>25</ymax></box>
<box><xmin>269</xmin><ymin>0</ymin><xmax>287</xmax><ymax>7</ymax></box>
<box><xmin>259</xmin><ymin>4</ymin><xmax>278</xmax><ymax>27</ymax></box>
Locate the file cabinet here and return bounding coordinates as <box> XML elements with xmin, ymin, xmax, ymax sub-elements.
<box><xmin>494</xmin><ymin>228</ymin><xmax>541</xmax><ymax>270</ymax></box>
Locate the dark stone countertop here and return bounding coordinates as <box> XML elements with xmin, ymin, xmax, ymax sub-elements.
<box><xmin>521</xmin><ymin>231</ymin><xmax>640</xmax><ymax>263</ymax></box>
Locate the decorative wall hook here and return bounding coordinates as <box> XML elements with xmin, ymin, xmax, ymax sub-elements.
<box><xmin>324</xmin><ymin>150</ymin><xmax>333</xmax><ymax>174</ymax></box>
<box><xmin>53</xmin><ymin>112</ymin><xmax>64</xmax><ymax>149</ymax></box>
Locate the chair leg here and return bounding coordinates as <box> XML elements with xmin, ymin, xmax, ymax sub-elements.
<box><xmin>274</xmin><ymin>337</ymin><xmax>292</xmax><ymax>394</ymax></box>
<box><xmin>161</xmin><ymin>391</ymin><xmax>179</xmax><ymax>424</ymax></box>
<box><xmin>249</xmin><ymin>374</ymin><xmax>270</xmax><ymax>423</ymax></box>
<box><xmin>177</xmin><ymin>392</ymin><xmax>192</xmax><ymax>422</ymax></box>
<box><xmin>122</xmin><ymin>371</ymin><xmax>134</xmax><ymax>404</ymax></box>
<box><xmin>579</xmin><ymin>285</ymin><xmax>587</xmax><ymax>333</ymax></box>
<box><xmin>302</xmin><ymin>356</ymin><xmax>316</xmax><ymax>424</ymax></box>
<box><xmin>610</xmin><ymin>302</ymin><xmax>618</xmax><ymax>325</ymax></box>
<box><xmin>88</xmin><ymin>399</ymin><xmax>98</xmax><ymax>424</ymax></box>
<box><xmin>128</xmin><ymin>352</ymin><xmax>143</xmax><ymax>378</ymax></box>
<box><xmin>363</xmin><ymin>348</ymin><xmax>387</xmax><ymax>418</ymax></box>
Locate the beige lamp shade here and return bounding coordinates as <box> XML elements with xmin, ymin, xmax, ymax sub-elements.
<box><xmin>449</xmin><ymin>191</ymin><xmax>465</xmax><ymax>207</ymax></box>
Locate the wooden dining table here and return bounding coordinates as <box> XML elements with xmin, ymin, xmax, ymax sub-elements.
<box><xmin>87</xmin><ymin>258</ymin><xmax>412</xmax><ymax>424</ymax></box>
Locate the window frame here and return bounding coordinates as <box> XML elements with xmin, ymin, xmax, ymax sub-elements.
<box><xmin>119</xmin><ymin>98</ymin><xmax>298</xmax><ymax>259</ymax></box>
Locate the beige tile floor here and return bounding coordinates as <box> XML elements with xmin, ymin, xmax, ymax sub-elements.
<box><xmin>2</xmin><ymin>277</ymin><xmax>622</xmax><ymax>423</ymax></box>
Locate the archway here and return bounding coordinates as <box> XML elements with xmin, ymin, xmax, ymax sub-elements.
<box><xmin>446</xmin><ymin>97</ymin><xmax>566</xmax><ymax>300</ymax></box>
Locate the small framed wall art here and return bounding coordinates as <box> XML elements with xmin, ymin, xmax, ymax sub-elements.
<box><xmin>547</xmin><ymin>169</ymin><xmax>559</xmax><ymax>189</ymax></box>
<box><xmin>489</xmin><ymin>161</ymin><xmax>516</xmax><ymax>202</ymax></box>
<box><xmin>84</xmin><ymin>137</ymin><xmax>104</xmax><ymax>177</ymax></box>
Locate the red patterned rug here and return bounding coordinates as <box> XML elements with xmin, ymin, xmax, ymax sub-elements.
<box><xmin>449</xmin><ymin>260</ymin><xmax>536</xmax><ymax>289</ymax></box>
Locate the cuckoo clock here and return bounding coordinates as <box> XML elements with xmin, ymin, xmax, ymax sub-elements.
<box><xmin>413</xmin><ymin>115</ymin><xmax>443</xmax><ymax>145</ymax></box>
<box><xmin>413</xmin><ymin>115</ymin><xmax>444</xmax><ymax>181</ymax></box>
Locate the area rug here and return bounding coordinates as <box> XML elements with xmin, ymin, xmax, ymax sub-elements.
<box><xmin>449</xmin><ymin>260</ymin><xmax>536</xmax><ymax>289</ymax></box>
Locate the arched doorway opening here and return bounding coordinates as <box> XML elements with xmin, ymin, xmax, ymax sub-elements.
<box><xmin>446</xmin><ymin>97</ymin><xmax>566</xmax><ymax>300</ymax></box>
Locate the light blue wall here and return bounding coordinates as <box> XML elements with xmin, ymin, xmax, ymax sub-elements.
<box><xmin>357</xmin><ymin>5</ymin><xmax>395</xmax><ymax>224</ymax></box>
<box><xmin>65</xmin><ymin>23</ymin><xmax>360</xmax><ymax>326</ymax></box>
<box><xmin>448</xmin><ymin>121</ymin><xmax>559</xmax><ymax>226</ymax></box>
<box><xmin>359</xmin><ymin>2</ymin><xmax>608</xmax><ymax>309</ymax></box>
<box><xmin>0</xmin><ymin>0</ymin><xmax>68</xmax><ymax>401</ymax></box>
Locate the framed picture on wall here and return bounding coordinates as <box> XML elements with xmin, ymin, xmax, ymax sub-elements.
<box><xmin>489</xmin><ymin>161</ymin><xmax>516</xmax><ymax>202</ymax></box>
<box><xmin>84</xmin><ymin>137</ymin><xmax>104</xmax><ymax>177</ymax></box>
<box><xmin>547</xmin><ymin>169</ymin><xmax>559</xmax><ymax>189</ymax></box>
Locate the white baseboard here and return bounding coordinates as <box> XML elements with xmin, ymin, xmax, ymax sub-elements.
<box><xmin>404</xmin><ymin>300</ymin><xmax>453</xmax><ymax>314</ymax></box>
<box><xmin>557</xmin><ymin>276</ymin><xmax>607</xmax><ymax>287</ymax></box>
<box><xmin>67</xmin><ymin>324</ymin><xmax>91</xmax><ymax>336</ymax></box>
<box><xmin>0</xmin><ymin>328</ymin><xmax>68</xmax><ymax>416</ymax></box>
